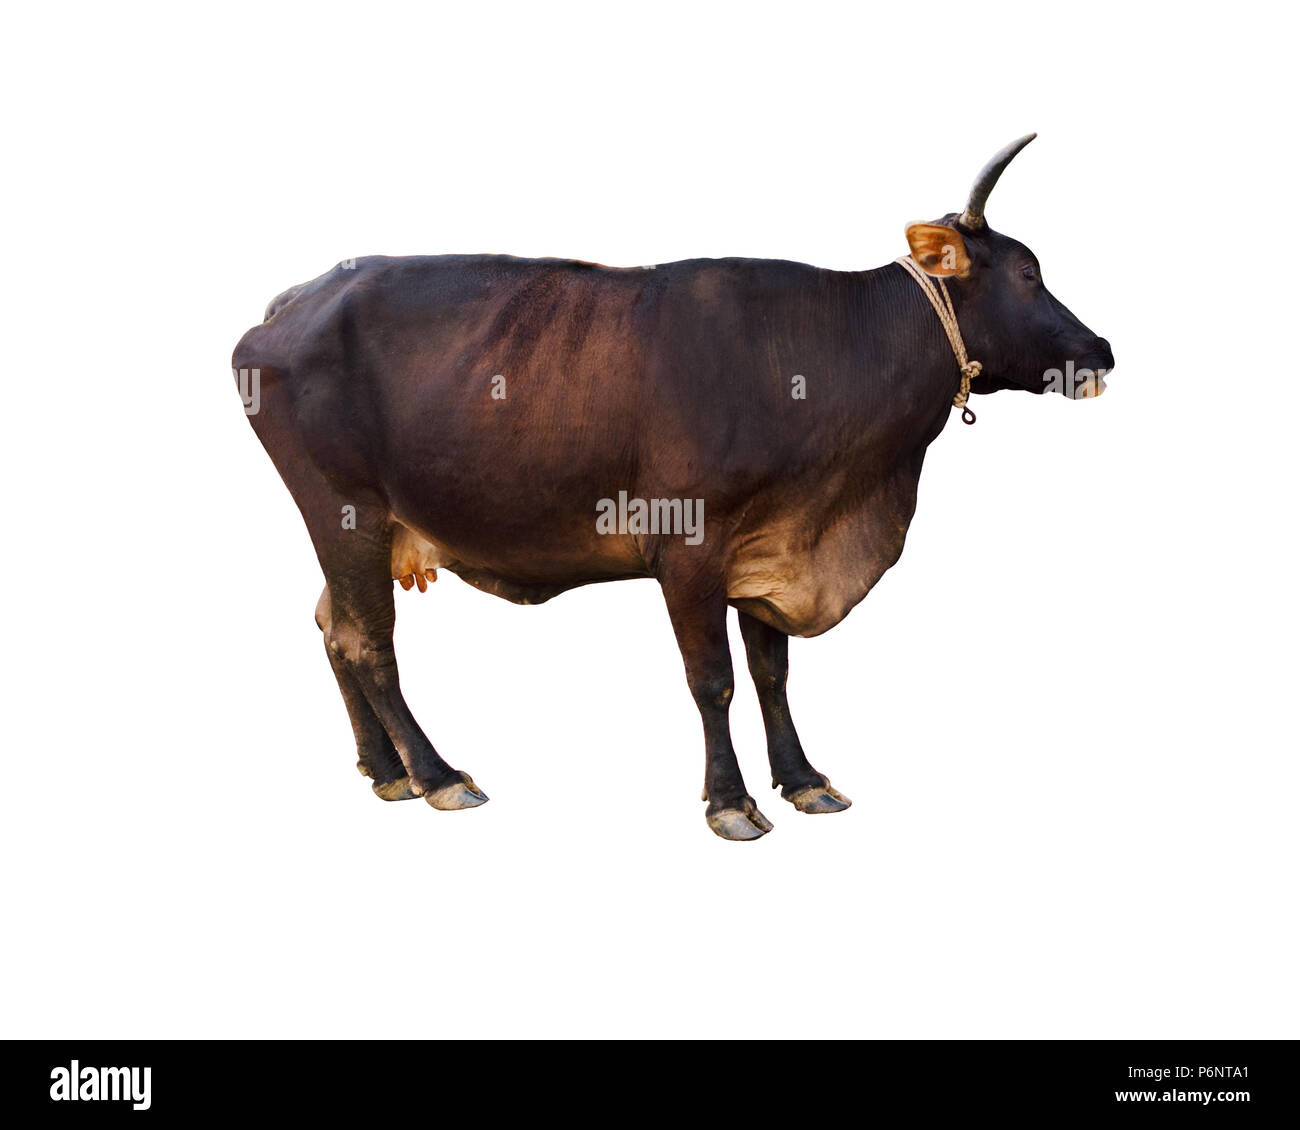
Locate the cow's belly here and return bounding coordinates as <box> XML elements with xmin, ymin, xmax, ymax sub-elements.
<box><xmin>388</xmin><ymin>517</ymin><xmax>646</xmax><ymax>604</ymax></box>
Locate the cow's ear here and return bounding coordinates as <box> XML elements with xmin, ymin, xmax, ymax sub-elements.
<box><xmin>904</xmin><ymin>223</ymin><xmax>971</xmax><ymax>278</ymax></box>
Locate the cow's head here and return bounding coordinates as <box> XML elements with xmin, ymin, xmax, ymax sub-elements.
<box><xmin>904</xmin><ymin>134</ymin><xmax>1113</xmax><ymax>400</ymax></box>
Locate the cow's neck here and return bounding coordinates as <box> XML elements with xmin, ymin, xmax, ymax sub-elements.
<box><xmin>835</xmin><ymin>260</ymin><xmax>972</xmax><ymax>468</ymax></box>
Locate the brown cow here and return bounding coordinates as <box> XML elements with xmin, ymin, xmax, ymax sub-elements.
<box><xmin>233</xmin><ymin>134</ymin><xmax>1112</xmax><ymax>840</ymax></box>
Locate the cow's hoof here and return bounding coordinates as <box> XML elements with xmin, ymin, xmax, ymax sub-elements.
<box><xmin>372</xmin><ymin>777</ymin><xmax>418</xmax><ymax>802</ymax></box>
<box><xmin>424</xmin><ymin>772</ymin><xmax>490</xmax><ymax>811</ymax></box>
<box><xmin>786</xmin><ymin>782</ymin><xmax>852</xmax><ymax>814</ymax></box>
<box><xmin>706</xmin><ymin>800</ymin><xmax>773</xmax><ymax>841</ymax></box>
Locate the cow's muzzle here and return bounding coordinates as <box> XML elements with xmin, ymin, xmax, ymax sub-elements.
<box><xmin>1069</xmin><ymin>338</ymin><xmax>1114</xmax><ymax>399</ymax></box>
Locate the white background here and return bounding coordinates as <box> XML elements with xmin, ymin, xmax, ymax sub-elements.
<box><xmin>3</xmin><ymin>1</ymin><xmax>1296</xmax><ymax>1038</ymax></box>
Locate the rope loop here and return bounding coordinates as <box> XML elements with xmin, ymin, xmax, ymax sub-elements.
<box><xmin>895</xmin><ymin>256</ymin><xmax>984</xmax><ymax>424</ymax></box>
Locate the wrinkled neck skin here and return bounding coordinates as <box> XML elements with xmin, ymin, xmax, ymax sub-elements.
<box><xmin>838</xmin><ymin>260</ymin><xmax>970</xmax><ymax>472</ymax></box>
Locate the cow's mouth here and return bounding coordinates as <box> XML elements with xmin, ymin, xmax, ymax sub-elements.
<box><xmin>1069</xmin><ymin>366</ymin><xmax>1110</xmax><ymax>399</ymax></box>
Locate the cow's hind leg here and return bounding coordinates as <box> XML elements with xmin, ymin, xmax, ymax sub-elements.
<box><xmin>660</xmin><ymin>575</ymin><xmax>772</xmax><ymax>840</ymax></box>
<box><xmin>315</xmin><ymin>587</ymin><xmax>416</xmax><ymax>801</ymax></box>
<box><xmin>315</xmin><ymin>503</ymin><xmax>488</xmax><ymax>811</ymax></box>
<box><xmin>738</xmin><ymin>611</ymin><xmax>851</xmax><ymax>814</ymax></box>
<box><xmin>242</xmin><ymin>367</ymin><xmax>484</xmax><ymax>810</ymax></box>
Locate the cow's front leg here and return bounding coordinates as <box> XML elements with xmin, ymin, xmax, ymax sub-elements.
<box><xmin>660</xmin><ymin>579</ymin><xmax>772</xmax><ymax>840</ymax></box>
<box><xmin>738</xmin><ymin>611</ymin><xmax>851</xmax><ymax>815</ymax></box>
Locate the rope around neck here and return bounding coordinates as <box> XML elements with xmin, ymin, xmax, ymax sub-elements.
<box><xmin>895</xmin><ymin>256</ymin><xmax>982</xmax><ymax>425</ymax></box>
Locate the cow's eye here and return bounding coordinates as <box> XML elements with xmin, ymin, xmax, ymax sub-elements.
<box><xmin>1021</xmin><ymin>264</ymin><xmax>1038</xmax><ymax>282</ymax></box>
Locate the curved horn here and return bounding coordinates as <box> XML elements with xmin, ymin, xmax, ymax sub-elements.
<box><xmin>959</xmin><ymin>133</ymin><xmax>1037</xmax><ymax>229</ymax></box>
